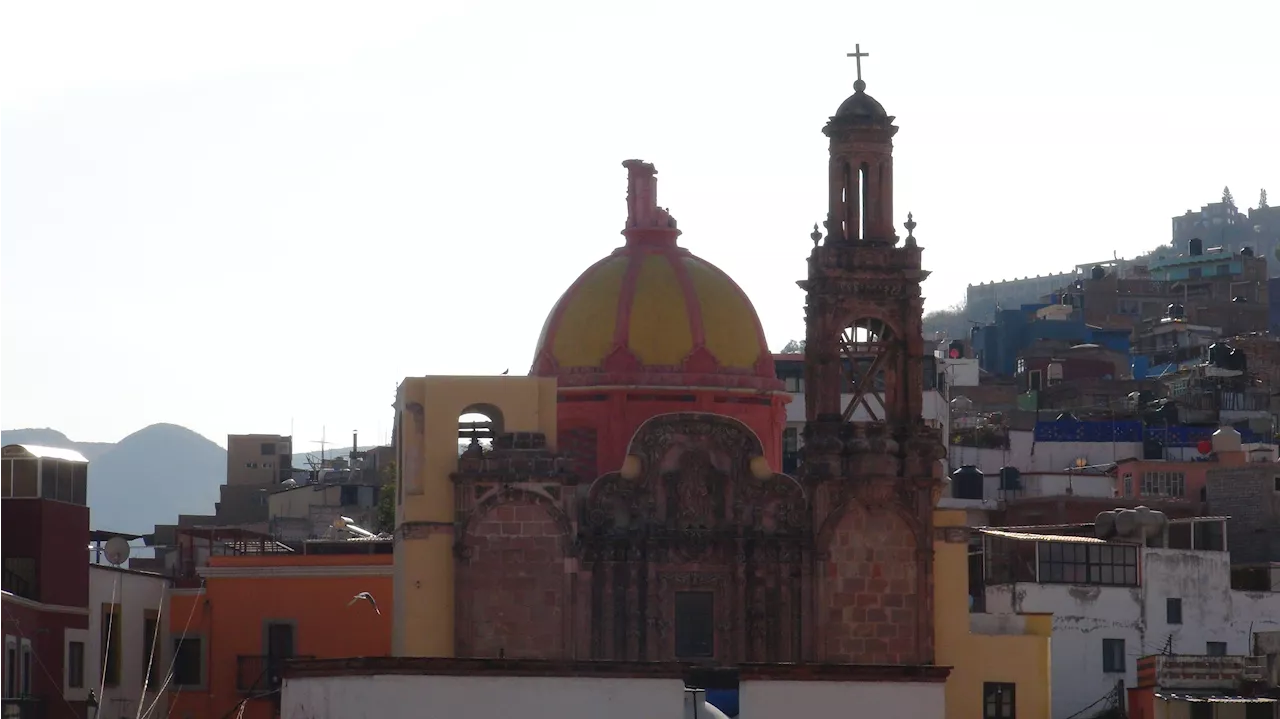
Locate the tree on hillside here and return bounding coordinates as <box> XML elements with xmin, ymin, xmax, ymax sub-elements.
<box><xmin>1223</xmin><ymin>186</ymin><xmax>1235</xmax><ymax>206</ymax></box>
<box><xmin>1261</xmin><ymin>189</ymin><xmax>1269</xmax><ymax>208</ymax></box>
<box><xmin>922</xmin><ymin>302</ymin><xmax>973</xmax><ymax>340</ymax></box>
<box><xmin>780</xmin><ymin>339</ymin><xmax>805</xmax><ymax>354</ymax></box>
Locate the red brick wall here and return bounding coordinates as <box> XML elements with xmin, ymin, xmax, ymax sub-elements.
<box><xmin>822</xmin><ymin>505</ymin><xmax>919</xmax><ymax>664</ymax></box>
<box><xmin>456</xmin><ymin>501</ymin><xmax>565</xmax><ymax>659</ymax></box>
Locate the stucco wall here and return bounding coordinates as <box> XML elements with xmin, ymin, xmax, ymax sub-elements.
<box><xmin>935</xmin><ymin>510</ymin><xmax>1052</xmax><ymax>719</ymax></box>
<box><xmin>281</xmin><ymin>674</ymin><xmax>685</xmax><ymax>719</ymax></box>
<box><xmin>88</xmin><ymin>566</ymin><xmax>170</xmax><ymax>719</ymax></box>
<box><xmin>739</xmin><ymin>678</ymin><xmax>944</xmax><ymax>719</ymax></box>
<box><xmin>987</xmin><ymin>546</ymin><xmax>1280</xmax><ymax>719</ymax></box>
<box><xmin>394</xmin><ymin>375</ymin><xmax>558</xmax><ymax>657</ymax></box>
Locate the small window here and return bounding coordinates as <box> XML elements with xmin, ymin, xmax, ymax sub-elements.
<box><xmin>67</xmin><ymin>641</ymin><xmax>85</xmax><ymax>689</ymax></box>
<box><xmin>783</xmin><ymin>428</ymin><xmax>799</xmax><ymax>454</ymax></box>
<box><xmin>1028</xmin><ymin>371</ymin><xmax>1042</xmax><ymax>391</ymax></box>
<box><xmin>1102</xmin><ymin>638</ymin><xmax>1125</xmax><ymax>673</ymax></box>
<box><xmin>19</xmin><ymin>639</ymin><xmax>32</xmax><ymax>696</ymax></box>
<box><xmin>983</xmin><ymin>682</ymin><xmax>1015</xmax><ymax>719</ymax></box>
<box><xmin>1273</xmin><ymin>476</ymin><xmax>1280</xmax><ymax>492</ymax></box>
<box><xmin>1206</xmin><ymin>641</ymin><xmax>1227</xmax><ymax>656</ymax></box>
<box><xmin>261</xmin><ymin>443</ymin><xmax>276</xmax><ymax>456</ymax></box>
<box><xmin>4</xmin><ymin>636</ymin><xmax>16</xmax><ymax>697</ymax></box>
<box><xmin>674</xmin><ymin>592</ymin><xmax>714</xmax><ymax>658</ymax></box>
<box><xmin>173</xmin><ymin>637</ymin><xmax>203</xmax><ymax>687</ymax></box>
<box><xmin>1166</xmin><ymin>598</ymin><xmax>1182</xmax><ymax>625</ymax></box>
<box><xmin>246</xmin><ymin>462</ymin><xmax>258</xmax><ymax>469</ymax></box>
<box><xmin>142</xmin><ymin>613</ymin><xmax>161</xmax><ymax>687</ymax></box>
<box><xmin>101</xmin><ymin>604</ymin><xmax>121</xmax><ymax>686</ymax></box>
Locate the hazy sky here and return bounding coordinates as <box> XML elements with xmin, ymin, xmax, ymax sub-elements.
<box><xmin>3</xmin><ymin>0</ymin><xmax>1276</xmax><ymax>448</ymax></box>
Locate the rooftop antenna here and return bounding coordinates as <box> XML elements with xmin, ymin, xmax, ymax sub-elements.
<box><xmin>312</xmin><ymin>426</ymin><xmax>329</xmax><ymax>466</ymax></box>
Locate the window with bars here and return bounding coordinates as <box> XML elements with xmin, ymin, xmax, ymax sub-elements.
<box><xmin>1122</xmin><ymin>473</ymin><xmax>1133</xmax><ymax>498</ymax></box>
<box><xmin>983</xmin><ymin>683</ymin><xmax>1016</xmax><ymax>719</ymax></box>
<box><xmin>1141</xmin><ymin>471</ymin><xmax>1186</xmax><ymax>498</ymax></box>
<box><xmin>1037</xmin><ymin>542</ymin><xmax>1139</xmax><ymax>586</ymax></box>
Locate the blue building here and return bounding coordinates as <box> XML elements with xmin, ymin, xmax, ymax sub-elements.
<box><xmin>973</xmin><ymin>303</ymin><xmax>1131</xmax><ymax>377</ymax></box>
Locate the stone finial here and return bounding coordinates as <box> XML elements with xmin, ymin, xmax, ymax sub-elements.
<box><xmin>811</xmin><ymin>223</ymin><xmax>822</xmax><ymax>247</ymax></box>
<box><xmin>622</xmin><ymin>159</ymin><xmax>679</xmax><ymax>243</ymax></box>
<box><xmin>904</xmin><ymin>212</ymin><xmax>917</xmax><ymax>246</ymax></box>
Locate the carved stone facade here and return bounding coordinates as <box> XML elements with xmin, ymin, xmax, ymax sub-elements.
<box><xmin>799</xmin><ymin>76</ymin><xmax>947</xmax><ymax>665</ymax></box>
<box><xmin>448</xmin><ymin>72</ymin><xmax>944</xmax><ymax>669</ymax></box>
<box><xmin>452</xmin><ymin>414</ymin><xmax>811</xmax><ymax>663</ymax></box>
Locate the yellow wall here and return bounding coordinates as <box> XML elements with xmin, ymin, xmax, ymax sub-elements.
<box><xmin>934</xmin><ymin>509</ymin><xmax>1052</xmax><ymax>719</ymax></box>
<box><xmin>392</xmin><ymin>375</ymin><xmax>558</xmax><ymax>657</ymax></box>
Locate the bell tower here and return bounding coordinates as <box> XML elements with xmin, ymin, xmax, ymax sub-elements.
<box><xmin>800</xmin><ymin>48</ymin><xmax>946</xmax><ymax>666</ymax></box>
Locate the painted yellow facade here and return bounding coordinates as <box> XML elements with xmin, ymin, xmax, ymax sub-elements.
<box><xmin>392</xmin><ymin>375</ymin><xmax>558</xmax><ymax>657</ymax></box>
<box><xmin>934</xmin><ymin>509</ymin><xmax>1053</xmax><ymax>719</ymax></box>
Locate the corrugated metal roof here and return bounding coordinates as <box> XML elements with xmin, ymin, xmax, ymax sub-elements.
<box><xmin>1155</xmin><ymin>693</ymin><xmax>1276</xmax><ymax>704</ymax></box>
<box><xmin>1</xmin><ymin>444</ymin><xmax>89</xmax><ymax>463</ymax></box>
<box><xmin>979</xmin><ymin>529</ymin><xmax>1111</xmax><ymax>544</ymax></box>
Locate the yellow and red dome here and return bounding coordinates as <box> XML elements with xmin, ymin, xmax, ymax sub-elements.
<box><xmin>529</xmin><ymin>160</ymin><xmax>779</xmax><ymax>391</ymax></box>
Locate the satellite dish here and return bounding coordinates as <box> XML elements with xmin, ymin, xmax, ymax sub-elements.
<box><xmin>103</xmin><ymin>537</ymin><xmax>131</xmax><ymax>566</ymax></box>
<box><xmin>281</xmin><ymin>478</ymin><xmax>298</xmax><ymax>489</ymax></box>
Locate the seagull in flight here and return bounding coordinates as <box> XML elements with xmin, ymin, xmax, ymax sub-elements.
<box><xmin>348</xmin><ymin>592</ymin><xmax>381</xmax><ymax>615</ymax></box>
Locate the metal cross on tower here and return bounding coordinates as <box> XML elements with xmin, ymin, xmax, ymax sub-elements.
<box><xmin>846</xmin><ymin>45</ymin><xmax>869</xmax><ymax>83</ymax></box>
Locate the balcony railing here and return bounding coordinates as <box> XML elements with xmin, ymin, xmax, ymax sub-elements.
<box><xmin>2</xmin><ymin>698</ymin><xmax>43</xmax><ymax>719</ymax></box>
<box><xmin>236</xmin><ymin>655</ymin><xmax>315</xmax><ymax>695</ymax></box>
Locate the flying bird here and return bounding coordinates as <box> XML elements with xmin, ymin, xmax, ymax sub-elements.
<box><xmin>348</xmin><ymin>591</ymin><xmax>381</xmax><ymax>615</ymax></box>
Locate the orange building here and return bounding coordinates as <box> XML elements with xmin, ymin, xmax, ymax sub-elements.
<box><xmin>167</xmin><ymin>535</ymin><xmax>392</xmax><ymax>719</ymax></box>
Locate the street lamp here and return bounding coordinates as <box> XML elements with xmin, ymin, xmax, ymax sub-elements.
<box><xmin>86</xmin><ymin>689</ymin><xmax>99</xmax><ymax>719</ymax></box>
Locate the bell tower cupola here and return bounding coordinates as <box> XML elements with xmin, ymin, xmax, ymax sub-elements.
<box><xmin>824</xmin><ymin>44</ymin><xmax>898</xmax><ymax>245</ymax></box>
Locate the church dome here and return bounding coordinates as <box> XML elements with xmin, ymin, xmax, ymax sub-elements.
<box><xmin>834</xmin><ymin>80</ymin><xmax>888</xmax><ymax>121</ymax></box>
<box><xmin>530</xmin><ymin>160</ymin><xmax>780</xmax><ymax>391</ymax></box>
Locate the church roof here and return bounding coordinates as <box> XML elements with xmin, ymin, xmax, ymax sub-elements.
<box><xmin>529</xmin><ymin>161</ymin><xmax>780</xmax><ymax>392</ymax></box>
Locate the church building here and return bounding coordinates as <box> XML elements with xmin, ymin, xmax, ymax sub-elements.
<box><xmin>283</xmin><ymin>53</ymin><xmax>959</xmax><ymax>719</ymax></box>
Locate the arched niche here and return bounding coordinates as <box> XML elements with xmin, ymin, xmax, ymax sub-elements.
<box><xmin>458</xmin><ymin>403</ymin><xmax>504</xmax><ymax>455</ymax></box>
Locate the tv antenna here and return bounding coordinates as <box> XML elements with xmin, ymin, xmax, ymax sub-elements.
<box><xmin>103</xmin><ymin>537</ymin><xmax>131</xmax><ymax>566</ymax></box>
<box><xmin>312</xmin><ymin>426</ymin><xmax>329</xmax><ymax>466</ymax></box>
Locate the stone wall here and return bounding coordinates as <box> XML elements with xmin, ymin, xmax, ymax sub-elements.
<box><xmin>821</xmin><ymin>505</ymin><xmax>920</xmax><ymax>664</ymax></box>
<box><xmin>456</xmin><ymin>500</ymin><xmax>567</xmax><ymax>658</ymax></box>
<box><xmin>1205</xmin><ymin>466</ymin><xmax>1280</xmax><ymax>564</ymax></box>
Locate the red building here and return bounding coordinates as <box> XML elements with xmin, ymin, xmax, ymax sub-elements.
<box><xmin>2</xmin><ymin>444</ymin><xmax>93</xmax><ymax>719</ymax></box>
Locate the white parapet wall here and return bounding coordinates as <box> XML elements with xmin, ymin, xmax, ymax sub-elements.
<box><xmin>282</xmin><ymin>673</ymin><xmax>686</xmax><ymax>719</ymax></box>
<box><xmin>739</xmin><ymin>679</ymin><xmax>946</xmax><ymax>719</ymax></box>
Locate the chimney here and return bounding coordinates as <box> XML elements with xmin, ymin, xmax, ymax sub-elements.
<box><xmin>621</xmin><ymin>159</ymin><xmax>681</xmax><ymax>247</ymax></box>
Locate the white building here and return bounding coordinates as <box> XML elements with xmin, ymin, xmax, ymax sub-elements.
<box><xmin>980</xmin><ymin>516</ymin><xmax>1280</xmax><ymax>719</ymax></box>
<box><xmin>86</xmin><ymin>565</ymin><xmax>171</xmax><ymax>719</ymax></box>
<box><xmin>280</xmin><ymin>659</ymin><xmax>947</xmax><ymax>719</ymax></box>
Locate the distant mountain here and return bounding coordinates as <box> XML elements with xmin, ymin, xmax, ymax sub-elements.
<box><xmin>1</xmin><ymin>425</ymin><xmax>384</xmax><ymax>534</ymax></box>
<box><xmin>89</xmin><ymin>424</ymin><xmax>227</xmax><ymax>534</ymax></box>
